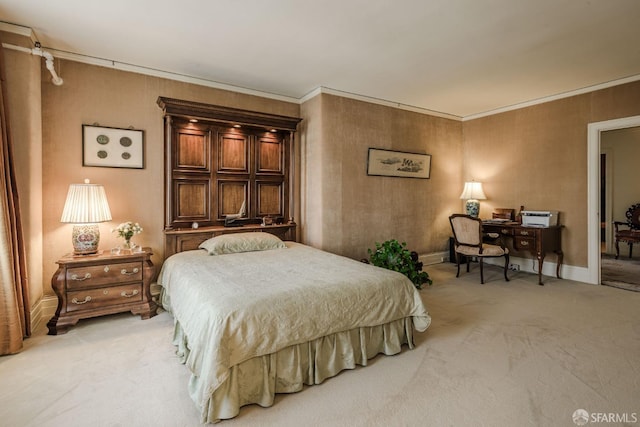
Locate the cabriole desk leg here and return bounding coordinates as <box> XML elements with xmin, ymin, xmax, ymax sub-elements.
<box><xmin>537</xmin><ymin>253</ymin><xmax>545</xmax><ymax>286</ymax></box>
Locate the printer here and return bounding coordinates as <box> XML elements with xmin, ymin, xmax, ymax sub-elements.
<box><xmin>521</xmin><ymin>210</ymin><xmax>559</xmax><ymax>227</ymax></box>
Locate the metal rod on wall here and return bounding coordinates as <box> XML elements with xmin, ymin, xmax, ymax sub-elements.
<box><xmin>2</xmin><ymin>41</ymin><xmax>63</xmax><ymax>86</ymax></box>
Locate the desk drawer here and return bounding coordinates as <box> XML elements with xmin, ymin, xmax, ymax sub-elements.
<box><xmin>515</xmin><ymin>228</ymin><xmax>537</xmax><ymax>237</ymax></box>
<box><xmin>514</xmin><ymin>236</ymin><xmax>535</xmax><ymax>250</ymax></box>
<box><xmin>499</xmin><ymin>227</ymin><xmax>513</xmax><ymax>236</ymax></box>
<box><xmin>482</xmin><ymin>225</ymin><xmax>512</xmax><ymax>236</ymax></box>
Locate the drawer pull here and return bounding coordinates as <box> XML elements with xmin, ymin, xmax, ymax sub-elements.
<box><xmin>103</xmin><ymin>266</ymin><xmax>110</xmax><ymax>273</ymax></box>
<box><xmin>120</xmin><ymin>290</ymin><xmax>139</xmax><ymax>298</ymax></box>
<box><xmin>520</xmin><ymin>240</ymin><xmax>529</xmax><ymax>246</ymax></box>
<box><xmin>120</xmin><ymin>268</ymin><xmax>140</xmax><ymax>276</ymax></box>
<box><xmin>71</xmin><ymin>296</ymin><xmax>92</xmax><ymax>305</ymax></box>
<box><xmin>520</xmin><ymin>231</ymin><xmax>530</xmax><ymax>236</ymax></box>
<box><xmin>70</xmin><ymin>273</ymin><xmax>91</xmax><ymax>281</ymax></box>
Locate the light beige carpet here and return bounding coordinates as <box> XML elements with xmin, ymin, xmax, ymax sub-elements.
<box><xmin>1</xmin><ymin>263</ymin><xmax>639</xmax><ymax>427</ymax></box>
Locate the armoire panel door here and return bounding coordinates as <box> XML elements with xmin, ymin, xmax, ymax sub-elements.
<box><xmin>174</xmin><ymin>128</ymin><xmax>210</xmax><ymax>172</ymax></box>
<box><xmin>218</xmin><ymin>180</ymin><xmax>248</xmax><ymax>219</ymax></box>
<box><xmin>256</xmin><ymin>181</ymin><xmax>283</xmax><ymax>217</ymax></box>
<box><xmin>256</xmin><ymin>133</ymin><xmax>283</xmax><ymax>174</ymax></box>
<box><xmin>174</xmin><ymin>179</ymin><xmax>211</xmax><ymax>222</ymax></box>
<box><xmin>217</xmin><ymin>130</ymin><xmax>249</xmax><ymax>173</ymax></box>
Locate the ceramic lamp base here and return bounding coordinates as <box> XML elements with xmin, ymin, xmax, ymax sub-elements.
<box><xmin>465</xmin><ymin>199</ymin><xmax>480</xmax><ymax>217</ymax></box>
<box><xmin>71</xmin><ymin>223</ymin><xmax>100</xmax><ymax>255</ymax></box>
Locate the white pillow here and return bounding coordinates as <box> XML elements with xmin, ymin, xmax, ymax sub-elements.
<box><xmin>199</xmin><ymin>232</ymin><xmax>286</xmax><ymax>255</ymax></box>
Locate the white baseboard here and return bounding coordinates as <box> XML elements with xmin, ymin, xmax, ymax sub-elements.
<box><xmin>30</xmin><ymin>295</ymin><xmax>58</xmax><ymax>333</ymax></box>
<box><xmin>419</xmin><ymin>251</ymin><xmax>448</xmax><ymax>266</ymax></box>
<box><xmin>421</xmin><ymin>252</ymin><xmax>592</xmax><ymax>285</ymax></box>
<box><xmin>472</xmin><ymin>255</ymin><xmax>592</xmax><ymax>284</ymax></box>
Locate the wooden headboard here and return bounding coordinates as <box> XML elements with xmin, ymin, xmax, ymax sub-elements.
<box><xmin>157</xmin><ymin>97</ymin><xmax>302</xmax><ymax>257</ymax></box>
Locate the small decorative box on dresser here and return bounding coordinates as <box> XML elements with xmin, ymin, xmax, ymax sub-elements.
<box><xmin>47</xmin><ymin>247</ymin><xmax>157</xmax><ymax>335</ymax></box>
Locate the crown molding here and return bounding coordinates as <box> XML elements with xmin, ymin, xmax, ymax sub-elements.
<box><xmin>0</xmin><ymin>21</ymin><xmax>36</xmax><ymax>43</ymax></box>
<box><xmin>300</xmin><ymin>86</ymin><xmax>462</xmax><ymax>121</ymax></box>
<box><xmin>48</xmin><ymin>48</ymin><xmax>301</xmax><ymax>105</ymax></box>
<box><xmin>4</xmin><ymin>21</ymin><xmax>638</xmax><ymax>122</ymax></box>
<box><xmin>462</xmin><ymin>74</ymin><xmax>640</xmax><ymax>121</ymax></box>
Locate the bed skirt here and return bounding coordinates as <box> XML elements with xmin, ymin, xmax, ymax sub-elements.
<box><xmin>171</xmin><ymin>317</ymin><xmax>417</xmax><ymax>423</ymax></box>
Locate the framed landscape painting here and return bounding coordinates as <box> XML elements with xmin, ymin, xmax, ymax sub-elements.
<box><xmin>367</xmin><ymin>148</ymin><xmax>431</xmax><ymax>179</ymax></box>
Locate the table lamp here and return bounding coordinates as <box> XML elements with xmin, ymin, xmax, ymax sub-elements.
<box><xmin>60</xmin><ymin>179</ymin><xmax>112</xmax><ymax>255</ymax></box>
<box><xmin>459</xmin><ymin>181</ymin><xmax>486</xmax><ymax>217</ymax></box>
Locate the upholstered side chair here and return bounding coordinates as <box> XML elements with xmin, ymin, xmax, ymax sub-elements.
<box><xmin>449</xmin><ymin>214</ymin><xmax>510</xmax><ymax>284</ymax></box>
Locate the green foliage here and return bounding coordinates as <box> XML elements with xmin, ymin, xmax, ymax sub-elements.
<box><xmin>367</xmin><ymin>240</ymin><xmax>432</xmax><ymax>289</ymax></box>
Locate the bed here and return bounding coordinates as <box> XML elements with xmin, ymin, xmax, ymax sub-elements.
<box><xmin>157</xmin><ymin>99</ymin><xmax>431</xmax><ymax>422</ymax></box>
<box><xmin>158</xmin><ymin>232</ymin><xmax>431</xmax><ymax>423</ymax></box>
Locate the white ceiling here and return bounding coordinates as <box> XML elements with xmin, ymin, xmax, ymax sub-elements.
<box><xmin>1</xmin><ymin>0</ymin><xmax>640</xmax><ymax>119</ymax></box>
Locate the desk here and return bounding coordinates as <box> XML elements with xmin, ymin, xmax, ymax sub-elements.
<box><xmin>482</xmin><ymin>222</ymin><xmax>563</xmax><ymax>286</ymax></box>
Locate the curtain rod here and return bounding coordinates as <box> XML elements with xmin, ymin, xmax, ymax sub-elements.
<box><xmin>2</xmin><ymin>42</ymin><xmax>63</xmax><ymax>86</ymax></box>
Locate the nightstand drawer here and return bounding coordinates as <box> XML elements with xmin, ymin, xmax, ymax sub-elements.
<box><xmin>66</xmin><ymin>283</ymin><xmax>143</xmax><ymax>312</ymax></box>
<box><xmin>66</xmin><ymin>261</ymin><xmax>143</xmax><ymax>290</ymax></box>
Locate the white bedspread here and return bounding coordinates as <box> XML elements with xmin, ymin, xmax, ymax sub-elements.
<box><xmin>158</xmin><ymin>242</ymin><xmax>431</xmax><ymax>408</ymax></box>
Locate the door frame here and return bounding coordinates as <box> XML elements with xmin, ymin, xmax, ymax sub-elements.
<box><xmin>587</xmin><ymin>115</ymin><xmax>640</xmax><ymax>284</ymax></box>
<box><xmin>600</xmin><ymin>148</ymin><xmax>613</xmax><ymax>254</ymax></box>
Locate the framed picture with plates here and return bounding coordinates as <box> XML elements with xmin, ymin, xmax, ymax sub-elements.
<box><xmin>82</xmin><ymin>124</ymin><xmax>144</xmax><ymax>169</ymax></box>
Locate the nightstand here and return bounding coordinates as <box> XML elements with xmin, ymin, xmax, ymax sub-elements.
<box><xmin>47</xmin><ymin>247</ymin><xmax>157</xmax><ymax>335</ymax></box>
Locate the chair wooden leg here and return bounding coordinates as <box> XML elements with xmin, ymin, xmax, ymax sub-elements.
<box><xmin>615</xmin><ymin>240</ymin><xmax>620</xmax><ymax>259</ymax></box>
<box><xmin>630</xmin><ymin>243</ymin><xmax>634</xmax><ymax>259</ymax></box>
<box><xmin>504</xmin><ymin>253</ymin><xmax>510</xmax><ymax>282</ymax></box>
<box><xmin>466</xmin><ymin>257</ymin><xmax>470</xmax><ymax>272</ymax></box>
<box><xmin>480</xmin><ymin>258</ymin><xmax>484</xmax><ymax>284</ymax></box>
<box><xmin>455</xmin><ymin>253</ymin><xmax>461</xmax><ymax>278</ymax></box>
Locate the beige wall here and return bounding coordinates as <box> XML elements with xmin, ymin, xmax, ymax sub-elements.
<box><xmin>298</xmin><ymin>94</ymin><xmax>323</xmax><ymax>245</ymax></box>
<box><xmin>301</xmin><ymin>93</ymin><xmax>462</xmax><ymax>260</ymax></box>
<box><xmin>38</xmin><ymin>60</ymin><xmax>298</xmax><ymax>302</ymax></box>
<box><xmin>463</xmin><ymin>81</ymin><xmax>640</xmax><ymax>267</ymax></box>
<box><xmin>4</xmin><ymin>37</ymin><xmax>640</xmax><ymax>328</ymax></box>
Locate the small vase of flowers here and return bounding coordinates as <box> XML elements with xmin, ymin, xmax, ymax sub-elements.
<box><xmin>112</xmin><ymin>221</ymin><xmax>143</xmax><ymax>250</ymax></box>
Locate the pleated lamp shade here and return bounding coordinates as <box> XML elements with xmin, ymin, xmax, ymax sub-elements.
<box><xmin>61</xmin><ymin>180</ymin><xmax>112</xmax><ymax>255</ymax></box>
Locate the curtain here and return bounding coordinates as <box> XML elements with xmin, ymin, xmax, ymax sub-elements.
<box><xmin>0</xmin><ymin>42</ymin><xmax>31</xmax><ymax>355</ymax></box>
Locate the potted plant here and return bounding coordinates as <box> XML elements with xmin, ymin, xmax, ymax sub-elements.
<box><xmin>366</xmin><ymin>240</ymin><xmax>432</xmax><ymax>289</ymax></box>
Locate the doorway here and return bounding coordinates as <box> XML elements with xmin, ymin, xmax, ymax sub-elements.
<box><xmin>587</xmin><ymin>115</ymin><xmax>640</xmax><ymax>285</ymax></box>
<box><xmin>599</xmin><ymin>128</ymin><xmax>640</xmax><ymax>289</ymax></box>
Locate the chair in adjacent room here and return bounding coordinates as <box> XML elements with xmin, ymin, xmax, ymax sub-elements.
<box><xmin>613</xmin><ymin>203</ymin><xmax>640</xmax><ymax>259</ymax></box>
<box><xmin>449</xmin><ymin>214</ymin><xmax>510</xmax><ymax>284</ymax></box>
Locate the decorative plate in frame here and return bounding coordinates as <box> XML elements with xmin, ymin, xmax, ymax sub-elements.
<box><xmin>82</xmin><ymin>125</ymin><xmax>144</xmax><ymax>169</ymax></box>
